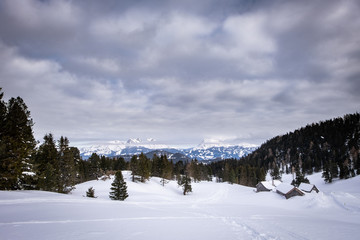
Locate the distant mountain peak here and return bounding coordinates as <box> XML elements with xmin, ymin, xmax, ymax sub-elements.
<box><xmin>196</xmin><ymin>138</ymin><xmax>228</xmax><ymax>149</ymax></box>
<box><xmin>125</xmin><ymin>138</ymin><xmax>157</xmax><ymax>144</ymax></box>
<box><xmin>196</xmin><ymin>138</ymin><xmax>257</xmax><ymax>150</ymax></box>
<box><xmin>126</xmin><ymin>138</ymin><xmax>142</xmax><ymax>144</ymax></box>
<box><xmin>79</xmin><ymin>138</ymin><xmax>257</xmax><ymax>161</ymax></box>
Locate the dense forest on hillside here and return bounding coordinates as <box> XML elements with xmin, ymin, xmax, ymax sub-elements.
<box><xmin>243</xmin><ymin>113</ymin><xmax>360</xmax><ymax>182</ymax></box>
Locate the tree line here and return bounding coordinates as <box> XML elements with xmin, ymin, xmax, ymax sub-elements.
<box><xmin>242</xmin><ymin>113</ymin><xmax>360</xmax><ymax>184</ymax></box>
<box><xmin>0</xmin><ymin>89</ymin><xmax>266</xmax><ymax>192</ymax></box>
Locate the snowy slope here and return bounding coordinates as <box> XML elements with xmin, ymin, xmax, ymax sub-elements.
<box><xmin>1</xmin><ymin>172</ymin><xmax>360</xmax><ymax>240</ymax></box>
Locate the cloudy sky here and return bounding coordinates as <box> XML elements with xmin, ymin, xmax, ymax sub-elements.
<box><xmin>1</xmin><ymin>0</ymin><xmax>359</xmax><ymax>147</ymax></box>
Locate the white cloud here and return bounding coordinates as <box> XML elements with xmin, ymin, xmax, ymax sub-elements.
<box><xmin>155</xmin><ymin>12</ymin><xmax>216</xmax><ymax>45</ymax></box>
<box><xmin>207</xmin><ymin>12</ymin><xmax>276</xmax><ymax>76</ymax></box>
<box><xmin>222</xmin><ymin>13</ymin><xmax>276</xmax><ymax>54</ymax></box>
<box><xmin>0</xmin><ymin>44</ymin><xmax>61</xmax><ymax>80</ymax></box>
<box><xmin>91</xmin><ymin>10</ymin><xmax>148</xmax><ymax>36</ymax></box>
<box><xmin>74</xmin><ymin>57</ymin><xmax>121</xmax><ymax>74</ymax></box>
<box><xmin>1</xmin><ymin>0</ymin><xmax>359</xmax><ymax>146</ymax></box>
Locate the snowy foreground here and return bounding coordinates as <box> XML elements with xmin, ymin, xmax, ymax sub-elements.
<box><xmin>1</xmin><ymin>172</ymin><xmax>360</xmax><ymax>240</ymax></box>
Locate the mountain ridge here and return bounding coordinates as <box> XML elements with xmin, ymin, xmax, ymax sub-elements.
<box><xmin>79</xmin><ymin>138</ymin><xmax>258</xmax><ymax>161</ymax></box>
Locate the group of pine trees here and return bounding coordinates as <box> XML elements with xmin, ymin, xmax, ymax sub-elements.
<box><xmin>0</xmin><ymin>88</ymin><xmax>94</xmax><ymax>191</ymax></box>
<box><xmin>85</xmin><ymin>171</ymin><xmax>129</xmax><ymax>201</ymax></box>
<box><xmin>243</xmin><ymin>113</ymin><xmax>360</xmax><ymax>185</ymax></box>
<box><xmin>208</xmin><ymin>159</ymin><xmax>266</xmax><ymax>187</ymax></box>
<box><xmin>33</xmin><ymin>134</ymin><xmax>84</xmax><ymax>193</ymax></box>
<box><xmin>0</xmin><ymin>90</ymin><xmax>36</xmax><ymax>190</ymax></box>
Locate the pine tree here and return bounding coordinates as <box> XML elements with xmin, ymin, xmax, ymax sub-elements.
<box><xmin>222</xmin><ymin>161</ymin><xmax>229</xmax><ymax>182</ymax></box>
<box><xmin>88</xmin><ymin>153</ymin><xmax>102</xmax><ymax>179</ymax></box>
<box><xmin>42</xmin><ymin>163</ymin><xmax>57</xmax><ymax>190</ymax></box>
<box><xmin>239</xmin><ymin>165</ymin><xmax>248</xmax><ymax>186</ymax></box>
<box><xmin>178</xmin><ymin>174</ymin><xmax>192</xmax><ymax>195</ymax></box>
<box><xmin>270</xmin><ymin>162</ymin><xmax>281</xmax><ymax>180</ymax></box>
<box><xmin>291</xmin><ymin>164</ymin><xmax>310</xmax><ymax>186</ymax></box>
<box><xmin>322</xmin><ymin>162</ymin><xmax>332</xmax><ymax>183</ymax></box>
<box><xmin>34</xmin><ymin>134</ymin><xmax>59</xmax><ymax>191</ymax></box>
<box><xmin>160</xmin><ymin>155</ymin><xmax>173</xmax><ymax>185</ymax></box>
<box><xmin>187</xmin><ymin>159</ymin><xmax>202</xmax><ymax>182</ymax></box>
<box><xmin>109</xmin><ymin>171</ymin><xmax>128</xmax><ymax>201</ymax></box>
<box><xmin>138</xmin><ymin>153</ymin><xmax>151</xmax><ymax>182</ymax></box>
<box><xmin>130</xmin><ymin>155</ymin><xmax>139</xmax><ymax>182</ymax></box>
<box><xmin>0</xmin><ymin>95</ymin><xmax>36</xmax><ymax>190</ymax></box>
<box><xmin>160</xmin><ymin>178</ymin><xmax>169</xmax><ymax>186</ymax></box>
<box><xmin>228</xmin><ymin>168</ymin><xmax>237</xmax><ymax>184</ymax></box>
<box><xmin>57</xmin><ymin>136</ymin><xmax>76</xmax><ymax>193</ymax></box>
<box><xmin>330</xmin><ymin>159</ymin><xmax>339</xmax><ymax>179</ymax></box>
<box><xmin>86</xmin><ymin>187</ymin><xmax>96</xmax><ymax>198</ymax></box>
<box><xmin>113</xmin><ymin>157</ymin><xmax>126</xmax><ymax>171</ymax></box>
<box><xmin>151</xmin><ymin>154</ymin><xmax>161</xmax><ymax>177</ymax></box>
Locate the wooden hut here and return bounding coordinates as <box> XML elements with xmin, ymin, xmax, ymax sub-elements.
<box><xmin>276</xmin><ymin>184</ymin><xmax>304</xmax><ymax>199</ymax></box>
<box><xmin>299</xmin><ymin>183</ymin><xmax>319</xmax><ymax>193</ymax></box>
<box><xmin>256</xmin><ymin>180</ymin><xmax>281</xmax><ymax>192</ymax></box>
<box><xmin>256</xmin><ymin>181</ymin><xmax>274</xmax><ymax>192</ymax></box>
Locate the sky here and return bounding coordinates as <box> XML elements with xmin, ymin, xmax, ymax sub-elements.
<box><xmin>1</xmin><ymin>0</ymin><xmax>359</xmax><ymax>148</ymax></box>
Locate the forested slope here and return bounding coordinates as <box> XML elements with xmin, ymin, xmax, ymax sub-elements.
<box><xmin>243</xmin><ymin>113</ymin><xmax>360</xmax><ymax>182</ymax></box>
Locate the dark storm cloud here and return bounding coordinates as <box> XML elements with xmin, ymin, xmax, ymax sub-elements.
<box><xmin>0</xmin><ymin>0</ymin><xmax>359</xmax><ymax>146</ymax></box>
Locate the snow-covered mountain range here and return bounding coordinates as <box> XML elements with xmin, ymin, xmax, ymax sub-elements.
<box><xmin>79</xmin><ymin>138</ymin><xmax>258</xmax><ymax>161</ymax></box>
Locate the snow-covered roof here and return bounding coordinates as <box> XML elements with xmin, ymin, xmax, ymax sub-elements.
<box><xmin>260</xmin><ymin>181</ymin><xmax>275</xmax><ymax>190</ymax></box>
<box><xmin>276</xmin><ymin>184</ymin><xmax>295</xmax><ymax>194</ymax></box>
<box><xmin>299</xmin><ymin>183</ymin><xmax>315</xmax><ymax>192</ymax></box>
<box><xmin>258</xmin><ymin>180</ymin><xmax>282</xmax><ymax>190</ymax></box>
<box><xmin>272</xmin><ymin>180</ymin><xmax>282</xmax><ymax>187</ymax></box>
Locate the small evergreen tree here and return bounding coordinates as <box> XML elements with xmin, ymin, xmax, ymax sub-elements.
<box><xmin>86</xmin><ymin>187</ymin><xmax>96</xmax><ymax>198</ymax></box>
<box><xmin>322</xmin><ymin>162</ymin><xmax>332</xmax><ymax>183</ymax></box>
<box><xmin>109</xmin><ymin>171</ymin><xmax>128</xmax><ymax>201</ymax></box>
<box><xmin>270</xmin><ymin>162</ymin><xmax>281</xmax><ymax>180</ymax></box>
<box><xmin>291</xmin><ymin>164</ymin><xmax>310</xmax><ymax>186</ymax></box>
<box><xmin>130</xmin><ymin>155</ymin><xmax>139</xmax><ymax>182</ymax></box>
<box><xmin>178</xmin><ymin>175</ymin><xmax>192</xmax><ymax>195</ymax></box>
<box><xmin>160</xmin><ymin>178</ymin><xmax>169</xmax><ymax>186</ymax></box>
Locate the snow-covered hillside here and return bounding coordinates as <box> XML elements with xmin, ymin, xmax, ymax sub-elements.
<box><xmin>1</xmin><ymin>173</ymin><xmax>360</xmax><ymax>240</ymax></box>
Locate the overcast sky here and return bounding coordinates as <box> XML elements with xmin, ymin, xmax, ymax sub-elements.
<box><xmin>1</xmin><ymin>0</ymin><xmax>359</xmax><ymax>147</ymax></box>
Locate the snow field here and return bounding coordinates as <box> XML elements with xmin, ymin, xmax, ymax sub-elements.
<box><xmin>1</xmin><ymin>171</ymin><xmax>360</xmax><ymax>240</ymax></box>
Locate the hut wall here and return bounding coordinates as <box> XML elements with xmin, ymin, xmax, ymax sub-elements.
<box><xmin>285</xmin><ymin>189</ymin><xmax>304</xmax><ymax>199</ymax></box>
<box><xmin>256</xmin><ymin>184</ymin><xmax>271</xmax><ymax>192</ymax></box>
